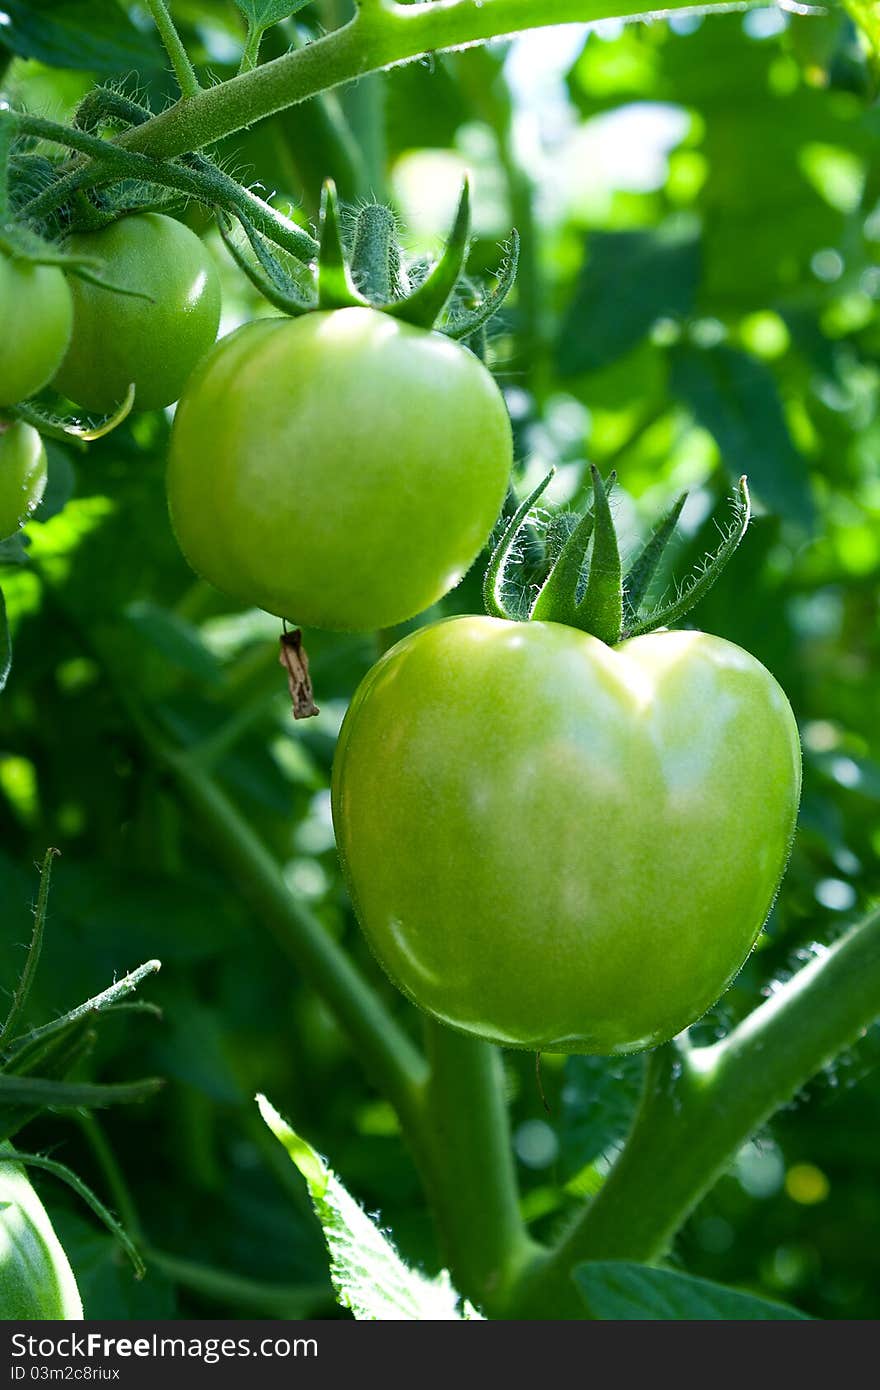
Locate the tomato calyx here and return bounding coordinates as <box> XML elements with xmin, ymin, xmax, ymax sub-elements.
<box><xmin>8</xmin><ymin>387</ymin><xmax>136</xmax><ymax>449</ymax></box>
<box><xmin>217</xmin><ymin>177</ymin><xmax>519</xmax><ymax>342</ymax></box>
<box><xmin>484</xmin><ymin>467</ymin><xmax>752</xmax><ymax>645</ymax></box>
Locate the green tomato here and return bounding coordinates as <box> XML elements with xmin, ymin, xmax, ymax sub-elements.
<box><xmin>0</xmin><ymin>252</ymin><xmax>73</xmax><ymax>407</ymax></box>
<box><xmin>0</xmin><ymin>1149</ymin><xmax>83</xmax><ymax>1318</ymax></box>
<box><xmin>332</xmin><ymin>617</ymin><xmax>802</xmax><ymax>1054</ymax></box>
<box><xmin>0</xmin><ymin>421</ymin><xmax>48</xmax><ymax>540</ymax></box>
<box><xmin>54</xmin><ymin>213</ymin><xmax>221</xmax><ymax>412</ymax></box>
<box><xmin>166</xmin><ymin>308</ymin><xmax>512</xmax><ymax>631</ymax></box>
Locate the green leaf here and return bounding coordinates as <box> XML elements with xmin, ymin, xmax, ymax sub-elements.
<box><xmin>123</xmin><ymin>601</ymin><xmax>223</xmax><ymax>688</ymax></box>
<box><xmin>258</xmin><ymin>1096</ymin><xmax>483</xmax><ymax>1320</ymax></box>
<box><xmin>0</xmin><ymin>587</ymin><xmax>9</xmax><ymax>694</ymax></box>
<box><xmin>573</xmin><ymin>1261</ymin><xmax>810</xmax><ymax>1321</ymax></box>
<box><xmin>0</xmin><ymin>1</ymin><xmax>163</xmax><ymax>75</ymax></box>
<box><xmin>558</xmin><ymin>219</ymin><xmax>700</xmax><ymax>376</ymax></box>
<box><xmin>670</xmin><ymin>344</ymin><xmax>815</xmax><ymax>529</ymax></box>
<box><xmin>233</xmin><ymin>0</ymin><xmax>311</xmax><ymax>29</ymax></box>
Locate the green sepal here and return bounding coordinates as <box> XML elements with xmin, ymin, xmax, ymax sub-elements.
<box><xmin>572</xmin><ymin>465</ymin><xmax>624</xmax><ymax>645</ymax></box>
<box><xmin>445</xmin><ymin>230</ymin><xmax>520</xmax><ymax>342</ymax></box>
<box><xmin>12</xmin><ymin>386</ymin><xmax>135</xmax><ymax>445</ymax></box>
<box><xmin>623</xmin><ymin>491</ymin><xmax>687</xmax><ymax>622</ymax></box>
<box><xmin>386</xmin><ymin>178</ymin><xmax>470</xmax><ymax>329</ymax></box>
<box><xmin>2</xmin><ymin>1150</ymin><xmax>144</xmax><ymax>1279</ymax></box>
<box><xmin>530</xmin><ymin>469</ymin><xmax>617</xmax><ymax>631</ymax></box>
<box><xmin>317</xmin><ymin>180</ymin><xmax>370</xmax><ymax>311</ymax></box>
<box><xmin>483</xmin><ymin>470</ymin><xmax>555</xmax><ymax>620</ymax></box>
<box><xmin>625</xmin><ymin>476</ymin><xmax>751</xmax><ymax>637</ymax></box>
<box><xmin>216</xmin><ymin>211</ymin><xmax>313</xmax><ymax>316</ymax></box>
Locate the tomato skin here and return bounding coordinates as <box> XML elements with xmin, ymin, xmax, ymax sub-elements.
<box><xmin>166</xmin><ymin>308</ymin><xmax>512</xmax><ymax>631</ymax></box>
<box><xmin>332</xmin><ymin>617</ymin><xmax>802</xmax><ymax>1054</ymax></box>
<box><xmin>0</xmin><ymin>253</ymin><xmax>73</xmax><ymax>407</ymax></box>
<box><xmin>0</xmin><ymin>422</ymin><xmax>48</xmax><ymax>540</ymax></box>
<box><xmin>0</xmin><ymin>1150</ymin><xmax>83</xmax><ymax>1319</ymax></box>
<box><xmin>54</xmin><ymin>213</ymin><xmax>221</xmax><ymax>412</ymax></box>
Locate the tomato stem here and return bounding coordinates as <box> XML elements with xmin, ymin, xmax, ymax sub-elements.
<box><xmin>144</xmin><ymin>0</ymin><xmax>202</xmax><ymax>101</ymax></box>
<box><xmin>509</xmin><ymin>907</ymin><xmax>880</xmax><ymax>1317</ymax></box>
<box><xmin>421</xmin><ymin>1019</ymin><xmax>541</xmax><ymax>1313</ymax></box>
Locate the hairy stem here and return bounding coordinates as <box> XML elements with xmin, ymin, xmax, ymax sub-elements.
<box><xmin>17</xmin><ymin>115</ymin><xmax>316</xmax><ymax>261</ymax></box>
<box><xmin>511</xmin><ymin>908</ymin><xmax>880</xmax><ymax>1317</ymax></box>
<box><xmin>146</xmin><ymin>0</ymin><xmax>201</xmax><ymax>99</ymax></box>
<box><xmin>102</xmin><ymin>0</ymin><xmax>752</xmax><ymax>162</ymax></box>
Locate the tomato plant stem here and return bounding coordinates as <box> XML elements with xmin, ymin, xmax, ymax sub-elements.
<box><xmin>420</xmin><ymin>1019</ymin><xmax>540</xmax><ymax>1314</ymax></box>
<box><xmin>511</xmin><ymin>908</ymin><xmax>880</xmax><ymax>1317</ymax></box>
<box><xmin>78</xmin><ymin>0</ymin><xmax>756</xmax><ymax>165</ymax></box>
<box><xmin>159</xmin><ymin>742</ymin><xmax>430</xmax><ymax>1137</ymax></box>
<box><xmin>145</xmin><ymin>0</ymin><xmax>202</xmax><ymax>99</ymax></box>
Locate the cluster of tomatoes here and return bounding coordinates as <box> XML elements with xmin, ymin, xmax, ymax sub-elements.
<box><xmin>1</xmin><ymin>207</ymin><xmax>802</xmax><ymax>1056</ymax></box>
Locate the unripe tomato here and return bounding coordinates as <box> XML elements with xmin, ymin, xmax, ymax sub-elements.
<box><xmin>0</xmin><ymin>1152</ymin><xmax>83</xmax><ymax>1318</ymax></box>
<box><xmin>0</xmin><ymin>420</ymin><xmax>48</xmax><ymax>540</ymax></box>
<box><xmin>332</xmin><ymin>617</ymin><xmax>802</xmax><ymax>1054</ymax></box>
<box><xmin>0</xmin><ymin>252</ymin><xmax>73</xmax><ymax>407</ymax></box>
<box><xmin>54</xmin><ymin>213</ymin><xmax>221</xmax><ymax>412</ymax></box>
<box><xmin>166</xmin><ymin>308</ymin><xmax>512</xmax><ymax>631</ymax></box>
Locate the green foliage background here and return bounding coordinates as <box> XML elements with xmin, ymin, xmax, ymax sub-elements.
<box><xmin>1</xmin><ymin>1</ymin><xmax>879</xmax><ymax>1319</ymax></box>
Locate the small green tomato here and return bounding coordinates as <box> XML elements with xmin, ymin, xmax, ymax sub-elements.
<box><xmin>166</xmin><ymin>307</ymin><xmax>512</xmax><ymax>631</ymax></box>
<box><xmin>0</xmin><ymin>252</ymin><xmax>73</xmax><ymax>407</ymax></box>
<box><xmin>54</xmin><ymin>213</ymin><xmax>221</xmax><ymax>412</ymax></box>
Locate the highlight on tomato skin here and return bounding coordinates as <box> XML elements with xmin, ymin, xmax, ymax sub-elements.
<box><xmin>332</xmin><ymin>615</ymin><xmax>803</xmax><ymax>1055</ymax></box>
<box><xmin>0</xmin><ymin>420</ymin><xmax>47</xmax><ymax>540</ymax></box>
<box><xmin>166</xmin><ymin>307</ymin><xmax>513</xmax><ymax>633</ymax></box>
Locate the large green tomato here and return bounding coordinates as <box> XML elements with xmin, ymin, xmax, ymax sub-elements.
<box><xmin>166</xmin><ymin>308</ymin><xmax>512</xmax><ymax>631</ymax></box>
<box><xmin>0</xmin><ymin>252</ymin><xmax>72</xmax><ymax>407</ymax></box>
<box><xmin>54</xmin><ymin>213</ymin><xmax>221</xmax><ymax>412</ymax></box>
<box><xmin>0</xmin><ymin>421</ymin><xmax>48</xmax><ymax>540</ymax></box>
<box><xmin>332</xmin><ymin>617</ymin><xmax>802</xmax><ymax>1054</ymax></box>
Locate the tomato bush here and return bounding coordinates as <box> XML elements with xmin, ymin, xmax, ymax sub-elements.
<box><xmin>0</xmin><ymin>420</ymin><xmax>47</xmax><ymax>540</ymax></box>
<box><xmin>0</xmin><ymin>253</ymin><xmax>72</xmax><ymax>407</ymax></box>
<box><xmin>332</xmin><ymin>617</ymin><xmax>802</xmax><ymax>1053</ymax></box>
<box><xmin>53</xmin><ymin>213</ymin><xmax>221</xmax><ymax>413</ymax></box>
<box><xmin>167</xmin><ymin>307</ymin><xmax>512</xmax><ymax>631</ymax></box>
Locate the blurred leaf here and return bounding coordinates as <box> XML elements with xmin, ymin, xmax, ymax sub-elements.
<box><xmin>669</xmin><ymin>344</ymin><xmax>815</xmax><ymax>528</ymax></box>
<box><xmin>559</xmin><ymin>1054</ymin><xmax>645</xmax><ymax>1180</ymax></box>
<box><xmin>573</xmin><ymin>1261</ymin><xmax>810</xmax><ymax>1320</ymax></box>
<box><xmin>233</xmin><ymin>0</ymin><xmax>310</xmax><ymax>27</ymax></box>
<box><xmin>0</xmin><ymin>1</ymin><xmax>163</xmax><ymax>74</ymax></box>
<box><xmin>123</xmin><ymin>601</ymin><xmax>223</xmax><ymax>688</ymax></box>
<box><xmin>558</xmin><ymin>220</ymin><xmax>700</xmax><ymax>375</ymax></box>
<box><xmin>53</xmin><ymin>1211</ymin><xmax>176</xmax><ymax>1318</ymax></box>
<box><xmin>34</xmin><ymin>444</ymin><xmax>76</xmax><ymax>527</ymax></box>
<box><xmin>153</xmin><ymin>997</ymin><xmax>246</xmax><ymax>1104</ymax></box>
<box><xmin>259</xmin><ymin>1096</ymin><xmax>483</xmax><ymax>1320</ymax></box>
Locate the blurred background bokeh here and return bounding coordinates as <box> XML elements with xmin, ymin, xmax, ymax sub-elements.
<box><xmin>1</xmin><ymin>1</ymin><xmax>878</xmax><ymax>1319</ymax></box>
